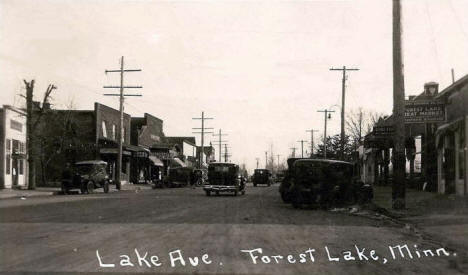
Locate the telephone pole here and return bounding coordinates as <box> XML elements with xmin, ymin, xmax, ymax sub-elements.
<box><xmin>330</xmin><ymin>66</ymin><xmax>359</xmax><ymax>160</ymax></box>
<box><xmin>392</xmin><ymin>0</ymin><xmax>406</xmax><ymax>209</ymax></box>
<box><xmin>297</xmin><ymin>140</ymin><xmax>307</xmax><ymax>158</ymax></box>
<box><xmin>256</xmin><ymin>158</ymin><xmax>260</xmax><ymax>169</ymax></box>
<box><xmin>212</xmin><ymin>129</ymin><xmax>228</xmax><ymax>162</ymax></box>
<box><xmin>223</xmin><ymin>144</ymin><xmax>232</xmax><ymax>162</ymax></box>
<box><xmin>277</xmin><ymin>154</ymin><xmax>281</xmax><ymax>173</ymax></box>
<box><xmin>306</xmin><ymin>129</ymin><xmax>318</xmax><ymax>157</ymax></box>
<box><xmin>192</xmin><ymin>111</ymin><xmax>214</xmax><ymax>168</ymax></box>
<box><xmin>317</xmin><ymin>109</ymin><xmax>335</xmax><ymax>159</ymax></box>
<box><xmin>104</xmin><ymin>56</ymin><xmax>142</xmax><ymax>190</ymax></box>
<box><xmin>265</xmin><ymin>151</ymin><xmax>268</xmax><ymax>169</ymax></box>
<box><xmin>290</xmin><ymin>147</ymin><xmax>296</xmax><ymax>158</ymax></box>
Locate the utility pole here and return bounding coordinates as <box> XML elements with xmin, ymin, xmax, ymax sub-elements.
<box><xmin>192</xmin><ymin>111</ymin><xmax>214</xmax><ymax>168</ymax></box>
<box><xmin>289</xmin><ymin>147</ymin><xmax>296</xmax><ymax>158</ymax></box>
<box><xmin>277</xmin><ymin>154</ymin><xmax>280</xmax><ymax>173</ymax></box>
<box><xmin>212</xmin><ymin>129</ymin><xmax>228</xmax><ymax>162</ymax></box>
<box><xmin>317</xmin><ymin>109</ymin><xmax>335</xmax><ymax>159</ymax></box>
<box><xmin>392</xmin><ymin>0</ymin><xmax>406</xmax><ymax>209</ymax></box>
<box><xmin>104</xmin><ymin>56</ymin><xmax>142</xmax><ymax>190</ymax></box>
<box><xmin>265</xmin><ymin>151</ymin><xmax>268</xmax><ymax>169</ymax></box>
<box><xmin>297</xmin><ymin>140</ymin><xmax>307</xmax><ymax>158</ymax></box>
<box><xmin>306</xmin><ymin>129</ymin><xmax>318</xmax><ymax>157</ymax></box>
<box><xmin>330</xmin><ymin>66</ymin><xmax>359</xmax><ymax>160</ymax></box>
<box><xmin>25</xmin><ymin>80</ymin><xmax>35</xmax><ymax>190</ymax></box>
<box><xmin>256</xmin><ymin>158</ymin><xmax>260</xmax><ymax>169</ymax></box>
<box><xmin>451</xmin><ymin>68</ymin><xmax>455</xmax><ymax>84</ymax></box>
<box><xmin>223</xmin><ymin>144</ymin><xmax>231</xmax><ymax>162</ymax></box>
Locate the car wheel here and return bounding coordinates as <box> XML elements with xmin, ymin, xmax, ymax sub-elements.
<box><xmin>86</xmin><ymin>181</ymin><xmax>95</xmax><ymax>194</ymax></box>
<box><xmin>103</xmin><ymin>181</ymin><xmax>110</xmax><ymax>193</ymax></box>
<box><xmin>215</xmin><ymin>191</ymin><xmax>219</xmax><ymax>196</ymax></box>
<box><xmin>61</xmin><ymin>183</ymin><xmax>69</xmax><ymax>195</ymax></box>
<box><xmin>254</xmin><ymin>183</ymin><xmax>257</xmax><ymax>187</ymax></box>
<box><xmin>234</xmin><ymin>190</ymin><xmax>238</xmax><ymax>196</ymax></box>
<box><xmin>242</xmin><ymin>190</ymin><xmax>246</xmax><ymax>195</ymax></box>
<box><xmin>205</xmin><ymin>190</ymin><xmax>211</xmax><ymax>196</ymax></box>
<box><xmin>291</xmin><ymin>190</ymin><xmax>304</xmax><ymax>209</ymax></box>
<box><xmin>281</xmin><ymin>192</ymin><xmax>291</xmax><ymax>203</ymax></box>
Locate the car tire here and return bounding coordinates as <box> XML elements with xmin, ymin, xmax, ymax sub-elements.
<box><xmin>86</xmin><ymin>181</ymin><xmax>95</xmax><ymax>194</ymax></box>
<box><xmin>281</xmin><ymin>192</ymin><xmax>291</xmax><ymax>203</ymax></box>
<box><xmin>215</xmin><ymin>191</ymin><xmax>219</xmax><ymax>196</ymax></box>
<box><xmin>103</xmin><ymin>181</ymin><xmax>110</xmax><ymax>193</ymax></box>
<box><xmin>205</xmin><ymin>190</ymin><xmax>211</xmax><ymax>196</ymax></box>
<box><xmin>234</xmin><ymin>190</ymin><xmax>238</xmax><ymax>196</ymax></box>
<box><xmin>80</xmin><ymin>183</ymin><xmax>87</xmax><ymax>194</ymax></box>
<box><xmin>291</xmin><ymin>190</ymin><xmax>304</xmax><ymax>209</ymax></box>
<box><xmin>254</xmin><ymin>183</ymin><xmax>257</xmax><ymax>187</ymax></box>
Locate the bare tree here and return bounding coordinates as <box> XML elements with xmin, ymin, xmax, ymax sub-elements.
<box><xmin>24</xmin><ymin>80</ymin><xmax>57</xmax><ymax>189</ymax></box>
<box><xmin>346</xmin><ymin>108</ymin><xmax>384</xmax><ymax>147</ymax></box>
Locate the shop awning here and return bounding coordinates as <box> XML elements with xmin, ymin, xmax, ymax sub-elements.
<box><xmin>99</xmin><ymin>148</ymin><xmax>132</xmax><ymax>156</ymax></box>
<box><xmin>149</xmin><ymin>156</ymin><xmax>164</xmax><ymax>167</ymax></box>
<box><xmin>171</xmin><ymin>157</ymin><xmax>187</xmax><ymax>168</ymax></box>
<box><xmin>435</xmin><ymin>118</ymin><xmax>464</xmax><ymax>147</ymax></box>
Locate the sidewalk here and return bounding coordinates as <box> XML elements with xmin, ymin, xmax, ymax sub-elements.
<box><xmin>0</xmin><ymin>184</ymin><xmax>154</xmax><ymax>199</ymax></box>
<box><xmin>373</xmin><ymin>185</ymin><xmax>468</xmax><ymax>261</ymax></box>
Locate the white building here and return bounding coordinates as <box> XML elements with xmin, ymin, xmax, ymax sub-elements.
<box><xmin>0</xmin><ymin>105</ymin><xmax>28</xmax><ymax>188</ymax></box>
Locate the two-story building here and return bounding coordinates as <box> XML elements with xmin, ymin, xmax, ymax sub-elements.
<box><xmin>0</xmin><ymin>105</ymin><xmax>27</xmax><ymax>188</ymax></box>
<box><xmin>130</xmin><ymin>113</ymin><xmax>165</xmax><ymax>183</ymax></box>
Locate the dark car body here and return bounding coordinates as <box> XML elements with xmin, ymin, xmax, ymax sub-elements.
<box><xmin>203</xmin><ymin>163</ymin><xmax>245</xmax><ymax>196</ymax></box>
<box><xmin>253</xmin><ymin>169</ymin><xmax>272</xmax><ymax>187</ymax></box>
<box><xmin>167</xmin><ymin>166</ymin><xmax>192</xmax><ymax>187</ymax></box>
<box><xmin>61</xmin><ymin>160</ymin><xmax>111</xmax><ymax>194</ymax></box>
<box><xmin>280</xmin><ymin>158</ymin><xmax>373</xmax><ymax>208</ymax></box>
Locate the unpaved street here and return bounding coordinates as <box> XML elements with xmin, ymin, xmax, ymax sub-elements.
<box><xmin>0</xmin><ymin>184</ymin><xmax>462</xmax><ymax>274</ymax></box>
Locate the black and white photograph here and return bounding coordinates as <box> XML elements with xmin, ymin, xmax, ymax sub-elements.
<box><xmin>0</xmin><ymin>0</ymin><xmax>467</xmax><ymax>274</ymax></box>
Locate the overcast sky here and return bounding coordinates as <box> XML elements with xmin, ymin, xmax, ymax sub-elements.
<box><xmin>1</xmin><ymin>0</ymin><xmax>468</xmax><ymax>172</ymax></box>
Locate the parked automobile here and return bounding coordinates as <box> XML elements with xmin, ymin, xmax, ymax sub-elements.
<box><xmin>192</xmin><ymin>168</ymin><xmax>207</xmax><ymax>186</ymax></box>
<box><xmin>279</xmin><ymin>158</ymin><xmax>303</xmax><ymax>203</ymax></box>
<box><xmin>252</xmin><ymin>169</ymin><xmax>272</xmax><ymax>187</ymax></box>
<box><xmin>167</xmin><ymin>166</ymin><xmax>192</xmax><ymax>187</ymax></box>
<box><xmin>281</xmin><ymin>158</ymin><xmax>373</xmax><ymax>209</ymax></box>
<box><xmin>203</xmin><ymin>162</ymin><xmax>245</xmax><ymax>196</ymax></box>
<box><xmin>61</xmin><ymin>160</ymin><xmax>111</xmax><ymax>194</ymax></box>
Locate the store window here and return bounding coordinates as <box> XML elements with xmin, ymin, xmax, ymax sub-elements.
<box><xmin>102</xmin><ymin>121</ymin><xmax>107</xmax><ymax>138</ymax></box>
<box><xmin>19</xmin><ymin>159</ymin><xmax>24</xmax><ymax>175</ymax></box>
<box><xmin>459</xmin><ymin>128</ymin><xmax>465</xmax><ymax>180</ymax></box>
<box><xmin>6</xmin><ymin>154</ymin><xmax>10</xmax><ymax>175</ymax></box>
<box><xmin>112</xmin><ymin>124</ymin><xmax>116</xmax><ymax>140</ymax></box>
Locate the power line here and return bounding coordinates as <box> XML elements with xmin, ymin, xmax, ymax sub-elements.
<box><xmin>103</xmin><ymin>56</ymin><xmax>142</xmax><ymax>190</ymax></box>
<box><xmin>329</xmin><ymin>66</ymin><xmax>359</xmax><ymax>160</ymax></box>
<box><xmin>192</xmin><ymin>111</ymin><xmax>214</xmax><ymax>168</ymax></box>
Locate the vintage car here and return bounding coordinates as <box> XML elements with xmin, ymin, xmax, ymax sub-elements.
<box><xmin>275</xmin><ymin>171</ymin><xmax>285</xmax><ymax>183</ymax></box>
<box><xmin>252</xmin><ymin>169</ymin><xmax>272</xmax><ymax>187</ymax></box>
<box><xmin>166</xmin><ymin>166</ymin><xmax>192</xmax><ymax>187</ymax></box>
<box><xmin>281</xmin><ymin>159</ymin><xmax>373</xmax><ymax>209</ymax></box>
<box><xmin>61</xmin><ymin>160</ymin><xmax>111</xmax><ymax>194</ymax></box>
<box><xmin>203</xmin><ymin>162</ymin><xmax>245</xmax><ymax>196</ymax></box>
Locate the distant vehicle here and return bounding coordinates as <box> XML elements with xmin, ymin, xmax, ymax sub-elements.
<box><xmin>203</xmin><ymin>162</ymin><xmax>246</xmax><ymax>196</ymax></box>
<box><xmin>61</xmin><ymin>160</ymin><xmax>111</xmax><ymax>194</ymax></box>
<box><xmin>253</xmin><ymin>169</ymin><xmax>272</xmax><ymax>187</ymax></box>
<box><xmin>192</xmin><ymin>168</ymin><xmax>207</xmax><ymax>186</ymax></box>
<box><xmin>275</xmin><ymin>171</ymin><xmax>285</xmax><ymax>183</ymax></box>
<box><xmin>167</xmin><ymin>166</ymin><xmax>192</xmax><ymax>187</ymax></box>
<box><xmin>280</xmin><ymin>158</ymin><xmax>373</xmax><ymax>209</ymax></box>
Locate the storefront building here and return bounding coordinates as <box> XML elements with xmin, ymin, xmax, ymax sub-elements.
<box><xmin>436</xmin><ymin>75</ymin><xmax>468</xmax><ymax>196</ymax></box>
<box><xmin>0</xmin><ymin>105</ymin><xmax>27</xmax><ymax>188</ymax></box>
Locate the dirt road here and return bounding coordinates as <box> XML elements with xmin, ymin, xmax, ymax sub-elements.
<box><xmin>0</xmin><ymin>184</ymin><xmax>463</xmax><ymax>274</ymax></box>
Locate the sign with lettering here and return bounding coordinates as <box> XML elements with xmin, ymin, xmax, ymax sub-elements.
<box><xmin>404</xmin><ymin>101</ymin><xmax>445</xmax><ymax>123</ymax></box>
<box><xmin>10</xmin><ymin>120</ymin><xmax>23</xmax><ymax>132</ymax></box>
<box><xmin>373</xmin><ymin>126</ymin><xmax>394</xmax><ymax>136</ymax></box>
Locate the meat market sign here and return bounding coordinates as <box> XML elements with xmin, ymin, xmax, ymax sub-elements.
<box><xmin>404</xmin><ymin>100</ymin><xmax>445</xmax><ymax>123</ymax></box>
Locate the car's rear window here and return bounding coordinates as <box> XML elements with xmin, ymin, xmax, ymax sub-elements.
<box><xmin>75</xmin><ymin>165</ymin><xmax>93</xmax><ymax>174</ymax></box>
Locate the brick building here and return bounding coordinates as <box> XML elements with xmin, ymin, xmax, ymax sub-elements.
<box><xmin>34</xmin><ymin>102</ymin><xmax>132</xmax><ymax>186</ymax></box>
